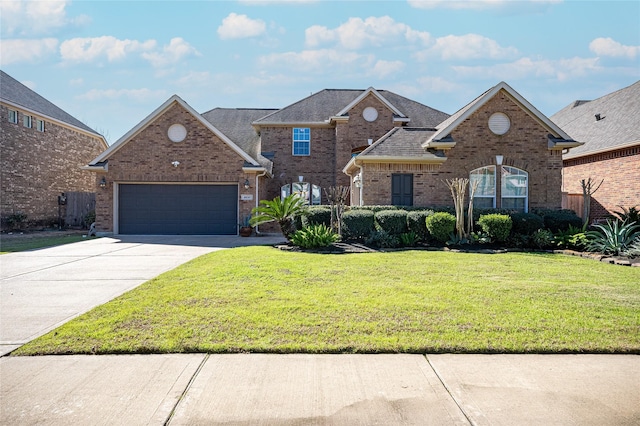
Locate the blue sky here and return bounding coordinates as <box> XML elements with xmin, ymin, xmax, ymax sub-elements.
<box><xmin>2</xmin><ymin>0</ymin><xmax>638</xmax><ymax>143</ymax></box>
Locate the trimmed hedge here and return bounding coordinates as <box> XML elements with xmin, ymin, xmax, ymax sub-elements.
<box><xmin>407</xmin><ymin>210</ymin><xmax>433</xmax><ymax>240</ymax></box>
<box><xmin>375</xmin><ymin>210</ymin><xmax>408</xmax><ymax>235</ymax></box>
<box><xmin>426</xmin><ymin>212</ymin><xmax>456</xmax><ymax>243</ymax></box>
<box><xmin>478</xmin><ymin>214</ymin><xmax>512</xmax><ymax>242</ymax></box>
<box><xmin>341</xmin><ymin>209</ymin><xmax>375</xmax><ymax>240</ymax></box>
<box><xmin>510</xmin><ymin>212</ymin><xmax>544</xmax><ymax>236</ymax></box>
<box><xmin>302</xmin><ymin>206</ymin><xmax>332</xmax><ymax>228</ymax></box>
<box><xmin>535</xmin><ymin>209</ymin><xmax>582</xmax><ymax>232</ymax></box>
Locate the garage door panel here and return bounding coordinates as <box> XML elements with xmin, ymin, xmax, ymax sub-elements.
<box><xmin>119</xmin><ymin>184</ymin><xmax>238</xmax><ymax>235</ymax></box>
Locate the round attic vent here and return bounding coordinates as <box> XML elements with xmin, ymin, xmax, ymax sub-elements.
<box><xmin>362</xmin><ymin>107</ymin><xmax>378</xmax><ymax>122</ymax></box>
<box><xmin>488</xmin><ymin>113</ymin><xmax>510</xmax><ymax>135</ymax></box>
<box><xmin>168</xmin><ymin>123</ymin><xmax>187</xmax><ymax>142</ymax></box>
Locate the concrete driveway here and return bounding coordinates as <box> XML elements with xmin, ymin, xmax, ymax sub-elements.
<box><xmin>0</xmin><ymin>234</ymin><xmax>285</xmax><ymax>356</ymax></box>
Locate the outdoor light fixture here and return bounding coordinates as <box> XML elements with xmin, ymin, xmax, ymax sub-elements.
<box><xmin>244</xmin><ymin>178</ymin><xmax>250</xmax><ymax>189</ymax></box>
<box><xmin>99</xmin><ymin>177</ymin><xmax>107</xmax><ymax>188</ymax></box>
<box><xmin>298</xmin><ymin>175</ymin><xmax>304</xmax><ymax>182</ymax></box>
<box><xmin>496</xmin><ymin>155</ymin><xmax>504</xmax><ymax>165</ymax></box>
<box><xmin>171</xmin><ymin>161</ymin><xmax>180</xmax><ymax>167</ymax></box>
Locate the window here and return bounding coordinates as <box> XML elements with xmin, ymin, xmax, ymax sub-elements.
<box><xmin>23</xmin><ymin>115</ymin><xmax>32</xmax><ymax>128</ymax></box>
<box><xmin>292</xmin><ymin>127</ymin><xmax>310</xmax><ymax>156</ymax></box>
<box><xmin>281</xmin><ymin>182</ymin><xmax>321</xmax><ymax>205</ymax></box>
<box><xmin>470</xmin><ymin>165</ymin><xmax>528</xmax><ymax>212</ymax></box>
<box><xmin>501</xmin><ymin>166</ymin><xmax>528</xmax><ymax>212</ymax></box>
<box><xmin>391</xmin><ymin>174</ymin><xmax>413</xmax><ymax>206</ymax></box>
<box><xmin>36</xmin><ymin>119</ymin><xmax>45</xmax><ymax>132</ymax></box>
<box><xmin>8</xmin><ymin>109</ymin><xmax>18</xmax><ymax>124</ymax></box>
<box><xmin>470</xmin><ymin>166</ymin><xmax>496</xmax><ymax>208</ymax></box>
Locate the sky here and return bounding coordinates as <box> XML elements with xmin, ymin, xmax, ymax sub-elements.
<box><xmin>1</xmin><ymin>0</ymin><xmax>639</xmax><ymax>144</ymax></box>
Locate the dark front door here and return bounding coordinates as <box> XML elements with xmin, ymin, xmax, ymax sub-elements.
<box><xmin>118</xmin><ymin>184</ymin><xmax>238</xmax><ymax>235</ymax></box>
<box><xmin>391</xmin><ymin>174</ymin><xmax>413</xmax><ymax>206</ymax></box>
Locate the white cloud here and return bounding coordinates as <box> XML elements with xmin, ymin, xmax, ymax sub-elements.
<box><xmin>407</xmin><ymin>0</ymin><xmax>561</xmax><ymax>10</ymax></box>
<box><xmin>415</xmin><ymin>76</ymin><xmax>461</xmax><ymax>93</ymax></box>
<box><xmin>0</xmin><ymin>38</ymin><xmax>58</xmax><ymax>66</ymax></box>
<box><xmin>76</xmin><ymin>88</ymin><xmax>167</xmax><ymax>102</ymax></box>
<box><xmin>305</xmin><ymin>16</ymin><xmax>430</xmax><ymax>50</ymax></box>
<box><xmin>217</xmin><ymin>13</ymin><xmax>266</xmax><ymax>40</ymax></box>
<box><xmin>369</xmin><ymin>60</ymin><xmax>405</xmax><ymax>78</ymax></box>
<box><xmin>0</xmin><ymin>0</ymin><xmax>89</xmax><ymax>36</ymax></box>
<box><xmin>258</xmin><ymin>49</ymin><xmax>373</xmax><ymax>72</ymax></box>
<box><xmin>452</xmin><ymin>56</ymin><xmax>600</xmax><ymax>81</ymax></box>
<box><xmin>177</xmin><ymin>71</ymin><xmax>212</xmax><ymax>86</ymax></box>
<box><xmin>589</xmin><ymin>37</ymin><xmax>640</xmax><ymax>59</ymax></box>
<box><xmin>142</xmin><ymin>37</ymin><xmax>200</xmax><ymax>68</ymax></box>
<box><xmin>60</xmin><ymin>36</ymin><xmax>156</xmax><ymax>63</ymax></box>
<box><xmin>416</xmin><ymin>34</ymin><xmax>518</xmax><ymax>61</ymax></box>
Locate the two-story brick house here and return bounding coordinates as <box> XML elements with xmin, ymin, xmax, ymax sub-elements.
<box><xmin>1</xmin><ymin>71</ymin><xmax>108</xmax><ymax>229</ymax></box>
<box><xmin>86</xmin><ymin>81</ymin><xmax>581</xmax><ymax>235</ymax></box>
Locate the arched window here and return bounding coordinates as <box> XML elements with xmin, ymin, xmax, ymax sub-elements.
<box><xmin>470</xmin><ymin>165</ymin><xmax>528</xmax><ymax>212</ymax></box>
<box><xmin>281</xmin><ymin>182</ymin><xmax>322</xmax><ymax>205</ymax></box>
<box><xmin>470</xmin><ymin>166</ymin><xmax>496</xmax><ymax>208</ymax></box>
<box><xmin>501</xmin><ymin>166</ymin><xmax>528</xmax><ymax>212</ymax></box>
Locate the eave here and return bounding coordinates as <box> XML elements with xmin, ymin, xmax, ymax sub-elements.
<box><xmin>548</xmin><ymin>135</ymin><xmax>583</xmax><ymax>151</ymax></box>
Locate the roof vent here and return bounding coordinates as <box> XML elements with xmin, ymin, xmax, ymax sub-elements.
<box><xmin>595</xmin><ymin>113</ymin><xmax>605</xmax><ymax>121</ymax></box>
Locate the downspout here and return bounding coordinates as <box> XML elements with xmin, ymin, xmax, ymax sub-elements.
<box><xmin>254</xmin><ymin>170</ymin><xmax>268</xmax><ymax>234</ymax></box>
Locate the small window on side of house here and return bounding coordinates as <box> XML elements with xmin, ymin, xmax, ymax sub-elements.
<box><xmin>292</xmin><ymin>127</ymin><xmax>310</xmax><ymax>156</ymax></box>
<box><xmin>8</xmin><ymin>109</ymin><xmax>18</xmax><ymax>124</ymax></box>
<box><xmin>23</xmin><ymin>115</ymin><xmax>32</xmax><ymax>128</ymax></box>
<box><xmin>37</xmin><ymin>119</ymin><xmax>45</xmax><ymax>132</ymax></box>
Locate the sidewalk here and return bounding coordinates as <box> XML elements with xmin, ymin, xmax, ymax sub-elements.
<box><xmin>1</xmin><ymin>353</ymin><xmax>638</xmax><ymax>425</ymax></box>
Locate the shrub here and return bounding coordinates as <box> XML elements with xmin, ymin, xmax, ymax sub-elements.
<box><xmin>426</xmin><ymin>212</ymin><xmax>456</xmax><ymax>243</ymax></box>
<box><xmin>622</xmin><ymin>238</ymin><xmax>640</xmax><ymax>258</ymax></box>
<box><xmin>612</xmin><ymin>206</ymin><xmax>640</xmax><ymax>226</ymax></box>
<box><xmin>399</xmin><ymin>232</ymin><xmax>420</xmax><ymax>247</ymax></box>
<box><xmin>301</xmin><ymin>206</ymin><xmax>331</xmax><ymax>227</ymax></box>
<box><xmin>585</xmin><ymin>220</ymin><xmax>640</xmax><ymax>255</ymax></box>
<box><xmin>375</xmin><ymin>209</ymin><xmax>408</xmax><ymax>235</ymax></box>
<box><xmin>290</xmin><ymin>224</ymin><xmax>340</xmax><ymax>249</ymax></box>
<box><xmin>250</xmin><ymin>195</ymin><xmax>306</xmax><ymax>240</ymax></box>
<box><xmin>5</xmin><ymin>212</ymin><xmax>27</xmax><ymax>231</ymax></box>
<box><xmin>532</xmin><ymin>229</ymin><xmax>555</xmax><ymax>249</ymax></box>
<box><xmin>341</xmin><ymin>209</ymin><xmax>375</xmax><ymax>241</ymax></box>
<box><xmin>407</xmin><ymin>210</ymin><xmax>433</xmax><ymax>240</ymax></box>
<box><xmin>535</xmin><ymin>209</ymin><xmax>582</xmax><ymax>232</ymax></box>
<box><xmin>366</xmin><ymin>230</ymin><xmax>399</xmax><ymax>248</ymax></box>
<box><xmin>510</xmin><ymin>212</ymin><xmax>544</xmax><ymax>236</ymax></box>
<box><xmin>554</xmin><ymin>224</ymin><xmax>587</xmax><ymax>250</ymax></box>
<box><xmin>477</xmin><ymin>214</ymin><xmax>512</xmax><ymax>242</ymax></box>
<box><xmin>351</xmin><ymin>205</ymin><xmax>398</xmax><ymax>212</ymax></box>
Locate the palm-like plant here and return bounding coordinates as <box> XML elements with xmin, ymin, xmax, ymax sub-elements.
<box><xmin>250</xmin><ymin>194</ymin><xmax>306</xmax><ymax>240</ymax></box>
<box><xmin>585</xmin><ymin>219</ymin><xmax>640</xmax><ymax>255</ymax></box>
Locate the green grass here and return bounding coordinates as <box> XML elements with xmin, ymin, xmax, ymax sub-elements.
<box><xmin>14</xmin><ymin>247</ymin><xmax>640</xmax><ymax>355</ymax></box>
<box><xmin>0</xmin><ymin>234</ymin><xmax>94</xmax><ymax>254</ymax></box>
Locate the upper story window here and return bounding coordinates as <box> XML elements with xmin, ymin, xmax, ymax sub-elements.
<box><xmin>470</xmin><ymin>165</ymin><xmax>528</xmax><ymax>212</ymax></box>
<box><xmin>292</xmin><ymin>127</ymin><xmax>310</xmax><ymax>156</ymax></box>
<box><xmin>36</xmin><ymin>119</ymin><xmax>45</xmax><ymax>132</ymax></box>
<box><xmin>23</xmin><ymin>115</ymin><xmax>32</xmax><ymax>128</ymax></box>
<box><xmin>8</xmin><ymin>109</ymin><xmax>18</xmax><ymax>124</ymax></box>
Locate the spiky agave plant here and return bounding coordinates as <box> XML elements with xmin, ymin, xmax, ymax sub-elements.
<box><xmin>585</xmin><ymin>219</ymin><xmax>640</xmax><ymax>255</ymax></box>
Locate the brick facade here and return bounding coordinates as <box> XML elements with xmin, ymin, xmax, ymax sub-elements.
<box><xmin>0</xmin><ymin>104</ymin><xmax>105</xmax><ymax>228</ymax></box>
<box><xmin>358</xmin><ymin>91</ymin><xmax>564</xmax><ymax>210</ymax></box>
<box><xmin>95</xmin><ymin>103</ymin><xmax>258</xmax><ymax>233</ymax></box>
<box><xmin>563</xmin><ymin>146</ymin><xmax>640</xmax><ymax>220</ymax></box>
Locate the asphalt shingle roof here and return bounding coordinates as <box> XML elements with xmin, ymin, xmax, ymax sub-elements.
<box><xmin>551</xmin><ymin>80</ymin><xmax>640</xmax><ymax>158</ymax></box>
<box><xmin>0</xmin><ymin>70</ymin><xmax>101</xmax><ymax>135</ymax></box>
<box><xmin>360</xmin><ymin>127</ymin><xmax>444</xmax><ymax>161</ymax></box>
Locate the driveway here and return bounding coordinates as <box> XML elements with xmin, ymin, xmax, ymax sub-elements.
<box><xmin>0</xmin><ymin>234</ymin><xmax>285</xmax><ymax>356</ymax></box>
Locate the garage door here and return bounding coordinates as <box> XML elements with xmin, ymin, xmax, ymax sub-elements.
<box><xmin>118</xmin><ymin>184</ymin><xmax>238</xmax><ymax>235</ymax></box>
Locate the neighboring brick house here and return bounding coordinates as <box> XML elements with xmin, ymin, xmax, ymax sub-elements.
<box><xmin>87</xmin><ymin>82</ymin><xmax>581</xmax><ymax>235</ymax></box>
<box><xmin>0</xmin><ymin>71</ymin><xmax>107</xmax><ymax>229</ymax></box>
<box><xmin>552</xmin><ymin>80</ymin><xmax>639</xmax><ymax>222</ymax></box>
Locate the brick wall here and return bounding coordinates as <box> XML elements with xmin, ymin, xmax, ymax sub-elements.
<box><xmin>95</xmin><ymin>102</ymin><xmax>256</xmax><ymax>233</ymax></box>
<box><xmin>0</xmin><ymin>104</ymin><xmax>105</xmax><ymax>228</ymax></box>
<box><xmin>360</xmin><ymin>90</ymin><xmax>564</xmax><ymax>210</ymax></box>
<box><xmin>563</xmin><ymin>146</ymin><xmax>640</xmax><ymax>220</ymax></box>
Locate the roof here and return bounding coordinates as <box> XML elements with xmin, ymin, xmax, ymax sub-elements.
<box><xmin>551</xmin><ymin>80</ymin><xmax>640</xmax><ymax>159</ymax></box>
<box><xmin>253</xmin><ymin>88</ymin><xmax>449</xmax><ymax>127</ymax></box>
<box><xmin>0</xmin><ymin>70</ymin><xmax>103</xmax><ymax>137</ymax></box>
<box><xmin>423</xmin><ymin>81</ymin><xmax>579</xmax><ymax>150</ymax></box>
<box><xmin>87</xmin><ymin>95</ymin><xmax>265</xmax><ymax>171</ymax></box>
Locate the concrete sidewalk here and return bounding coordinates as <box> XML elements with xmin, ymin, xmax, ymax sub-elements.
<box><xmin>0</xmin><ymin>234</ymin><xmax>285</xmax><ymax>356</ymax></box>
<box><xmin>1</xmin><ymin>354</ymin><xmax>638</xmax><ymax>425</ymax></box>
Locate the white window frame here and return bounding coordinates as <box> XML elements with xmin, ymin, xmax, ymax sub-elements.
<box><xmin>501</xmin><ymin>166</ymin><xmax>528</xmax><ymax>213</ymax></box>
<box><xmin>36</xmin><ymin>119</ymin><xmax>45</xmax><ymax>132</ymax></box>
<box><xmin>8</xmin><ymin>109</ymin><xmax>18</xmax><ymax>124</ymax></box>
<box><xmin>281</xmin><ymin>182</ymin><xmax>321</xmax><ymax>205</ymax></box>
<box><xmin>292</xmin><ymin>127</ymin><xmax>310</xmax><ymax>156</ymax></box>
<box><xmin>23</xmin><ymin>115</ymin><xmax>32</xmax><ymax>128</ymax></box>
<box><xmin>470</xmin><ymin>166</ymin><xmax>496</xmax><ymax>208</ymax></box>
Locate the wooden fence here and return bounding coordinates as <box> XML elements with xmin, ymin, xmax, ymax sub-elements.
<box><xmin>562</xmin><ymin>192</ymin><xmax>583</xmax><ymax>219</ymax></box>
<box><xmin>64</xmin><ymin>192</ymin><xmax>95</xmax><ymax>228</ymax></box>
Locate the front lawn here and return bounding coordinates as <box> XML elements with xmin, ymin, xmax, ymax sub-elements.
<box><xmin>14</xmin><ymin>247</ymin><xmax>640</xmax><ymax>355</ymax></box>
<box><xmin>0</xmin><ymin>232</ymin><xmax>94</xmax><ymax>254</ymax></box>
